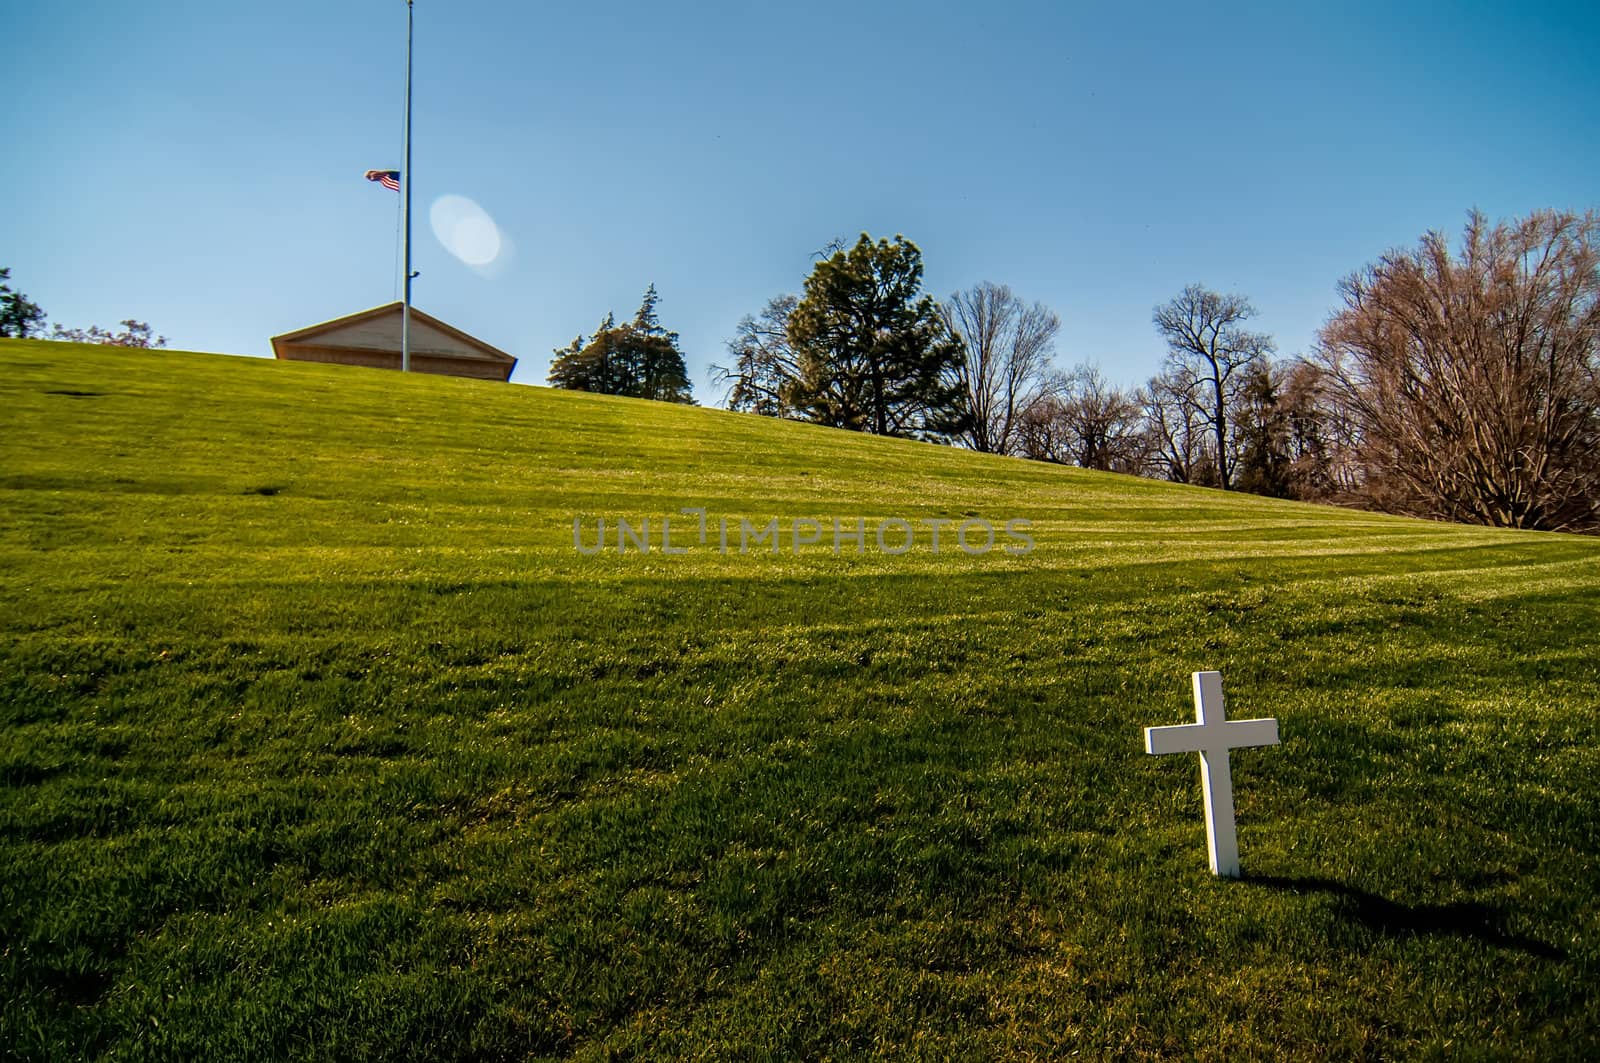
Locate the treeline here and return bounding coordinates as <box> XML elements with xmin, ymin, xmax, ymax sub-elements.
<box><xmin>701</xmin><ymin>210</ymin><xmax>1600</xmax><ymax>534</ymax></box>
<box><xmin>0</xmin><ymin>268</ymin><xmax>166</xmax><ymax>348</ymax></box>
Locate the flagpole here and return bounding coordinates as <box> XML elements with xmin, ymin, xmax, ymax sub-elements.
<box><xmin>401</xmin><ymin>0</ymin><xmax>414</xmax><ymax>373</ymax></box>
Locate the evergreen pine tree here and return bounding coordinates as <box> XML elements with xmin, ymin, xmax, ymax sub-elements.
<box><xmin>633</xmin><ymin>284</ymin><xmax>664</xmax><ymax>336</ymax></box>
<box><xmin>0</xmin><ymin>267</ymin><xmax>46</xmax><ymax>338</ymax></box>
<box><xmin>786</xmin><ymin>235</ymin><xmax>967</xmax><ymax>439</ymax></box>
<box><xmin>547</xmin><ymin>293</ymin><xmax>694</xmax><ymax>404</ymax></box>
<box><xmin>547</xmin><ymin>333</ymin><xmax>590</xmax><ymax>390</ymax></box>
<box><xmin>629</xmin><ymin>285</ymin><xmax>692</xmax><ymax>403</ymax></box>
<box><xmin>1234</xmin><ymin>362</ymin><xmax>1294</xmax><ymax>498</ymax></box>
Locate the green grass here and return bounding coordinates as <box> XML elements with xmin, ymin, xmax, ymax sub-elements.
<box><xmin>2</xmin><ymin>337</ymin><xmax>1598</xmax><ymax>1060</ymax></box>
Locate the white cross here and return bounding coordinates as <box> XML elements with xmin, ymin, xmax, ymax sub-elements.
<box><xmin>1144</xmin><ymin>671</ymin><xmax>1279</xmax><ymax>878</ymax></box>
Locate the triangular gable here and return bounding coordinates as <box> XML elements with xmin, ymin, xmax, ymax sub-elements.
<box><xmin>271</xmin><ymin>303</ymin><xmax>515</xmax><ymax>365</ymax></box>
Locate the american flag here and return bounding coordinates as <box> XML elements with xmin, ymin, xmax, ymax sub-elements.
<box><xmin>364</xmin><ymin>169</ymin><xmax>401</xmax><ymax>192</ymax></box>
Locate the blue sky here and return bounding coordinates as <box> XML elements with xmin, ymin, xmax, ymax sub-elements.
<box><xmin>4</xmin><ymin>1</ymin><xmax>1596</xmax><ymax>392</ymax></box>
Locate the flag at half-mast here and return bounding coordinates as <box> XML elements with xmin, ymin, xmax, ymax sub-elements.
<box><xmin>364</xmin><ymin>169</ymin><xmax>401</xmax><ymax>192</ymax></box>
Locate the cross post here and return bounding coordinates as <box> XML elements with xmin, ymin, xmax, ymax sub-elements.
<box><xmin>1144</xmin><ymin>671</ymin><xmax>1279</xmax><ymax>877</ymax></box>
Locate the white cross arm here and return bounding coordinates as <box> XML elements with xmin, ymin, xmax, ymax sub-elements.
<box><xmin>1144</xmin><ymin>717</ymin><xmax>1279</xmax><ymax>755</ymax></box>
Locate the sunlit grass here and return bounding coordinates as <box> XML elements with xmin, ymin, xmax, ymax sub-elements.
<box><xmin>2</xmin><ymin>338</ymin><xmax>1597</xmax><ymax>1060</ymax></box>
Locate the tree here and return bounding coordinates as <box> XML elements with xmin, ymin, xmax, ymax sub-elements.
<box><xmin>549</xmin><ymin>312</ymin><xmax>623</xmax><ymax>394</ymax></box>
<box><xmin>1019</xmin><ymin>366</ymin><xmax>1147</xmax><ymax>472</ymax></box>
<box><xmin>1315</xmin><ymin>209</ymin><xmax>1600</xmax><ymax>531</ymax></box>
<box><xmin>0</xmin><ymin>267</ymin><xmax>46</xmax><ymax>338</ymax></box>
<box><xmin>1015</xmin><ymin>394</ymin><xmax>1072</xmax><ymax>464</ymax></box>
<box><xmin>1140</xmin><ymin>366</ymin><xmax>1213</xmax><ymax>485</ymax></box>
<box><xmin>940</xmin><ymin>282</ymin><xmax>1059</xmax><ymax>454</ymax></box>
<box><xmin>48</xmin><ymin>320</ymin><xmax>167</xmax><ymax>348</ymax></box>
<box><xmin>1232</xmin><ymin>361</ymin><xmax>1293</xmax><ymax>498</ymax></box>
<box><xmin>2</xmin><ymin>268</ymin><xmax>171</xmax><ymax>348</ymax></box>
<box><xmin>1152</xmin><ymin>285</ymin><xmax>1275</xmax><ymax>489</ymax></box>
<box><xmin>712</xmin><ymin>294</ymin><xmax>801</xmax><ymax>417</ymax></box>
<box><xmin>1063</xmin><ymin>365</ymin><xmax>1148</xmax><ymax>473</ymax></box>
<box><xmin>786</xmin><ymin>234</ymin><xmax>967</xmax><ymax>439</ymax></box>
<box><xmin>1276</xmin><ymin>358</ymin><xmax>1347</xmax><ymax>500</ymax></box>
<box><xmin>624</xmin><ymin>285</ymin><xmax>694</xmax><ymax>403</ymax></box>
<box><xmin>548</xmin><ymin>287</ymin><xmax>694</xmax><ymax>404</ymax></box>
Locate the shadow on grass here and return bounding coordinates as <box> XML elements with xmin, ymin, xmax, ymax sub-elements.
<box><xmin>1245</xmin><ymin>874</ymin><xmax>1565</xmax><ymax>960</ymax></box>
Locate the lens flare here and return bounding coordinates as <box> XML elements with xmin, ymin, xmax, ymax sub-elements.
<box><xmin>429</xmin><ymin>194</ymin><xmax>508</xmax><ymax>271</ymax></box>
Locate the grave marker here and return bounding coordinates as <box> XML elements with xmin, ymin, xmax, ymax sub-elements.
<box><xmin>1144</xmin><ymin>671</ymin><xmax>1279</xmax><ymax>877</ymax></box>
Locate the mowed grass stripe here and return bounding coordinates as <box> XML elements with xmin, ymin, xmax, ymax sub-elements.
<box><xmin>1</xmin><ymin>338</ymin><xmax>1598</xmax><ymax>1060</ymax></box>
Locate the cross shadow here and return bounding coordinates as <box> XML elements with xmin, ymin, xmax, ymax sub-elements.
<box><xmin>1244</xmin><ymin>874</ymin><xmax>1565</xmax><ymax>960</ymax></box>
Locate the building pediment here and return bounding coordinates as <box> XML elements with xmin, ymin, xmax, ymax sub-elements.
<box><xmin>271</xmin><ymin>303</ymin><xmax>516</xmax><ymax>381</ymax></box>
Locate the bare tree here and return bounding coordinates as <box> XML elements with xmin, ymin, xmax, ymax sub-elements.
<box><xmin>1152</xmin><ymin>285</ymin><xmax>1274</xmax><ymax>488</ymax></box>
<box><xmin>1275</xmin><ymin>358</ymin><xmax>1357</xmax><ymax>500</ymax></box>
<box><xmin>1016</xmin><ymin>384</ymin><xmax>1072</xmax><ymax>464</ymax></box>
<box><xmin>49</xmin><ymin>320</ymin><xmax>167</xmax><ymax>348</ymax></box>
<box><xmin>1140</xmin><ymin>366</ymin><xmax>1212</xmax><ymax>484</ymax></box>
<box><xmin>1057</xmin><ymin>365</ymin><xmax>1148</xmax><ymax>472</ymax></box>
<box><xmin>1316</xmin><ymin>209</ymin><xmax>1600</xmax><ymax>531</ymax></box>
<box><xmin>941</xmin><ymin>282</ymin><xmax>1059</xmax><ymax>454</ymax></box>
<box><xmin>713</xmin><ymin>295</ymin><xmax>801</xmax><ymax>416</ymax></box>
<box><xmin>1016</xmin><ymin>366</ymin><xmax>1149</xmax><ymax>473</ymax></box>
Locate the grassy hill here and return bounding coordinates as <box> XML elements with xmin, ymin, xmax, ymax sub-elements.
<box><xmin>2</xmin><ymin>338</ymin><xmax>1597</xmax><ymax>1060</ymax></box>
